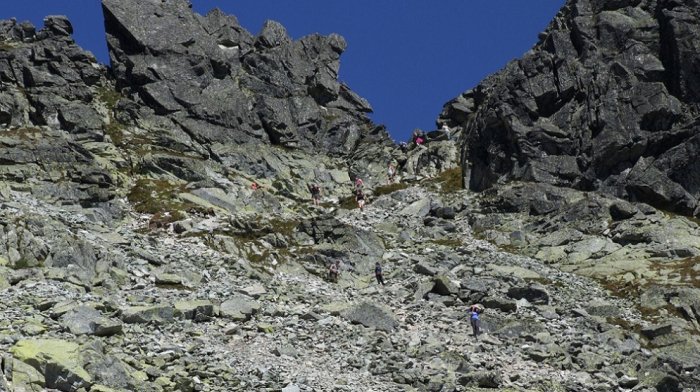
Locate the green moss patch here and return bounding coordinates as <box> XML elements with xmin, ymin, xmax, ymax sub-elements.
<box><xmin>0</xmin><ymin>40</ymin><xmax>18</xmax><ymax>51</ymax></box>
<box><xmin>215</xmin><ymin>217</ymin><xmax>300</xmax><ymax>242</ymax></box>
<box><xmin>128</xmin><ymin>179</ymin><xmax>212</xmax><ymax>227</ymax></box>
<box><xmin>373</xmin><ymin>182</ymin><xmax>410</xmax><ymax>197</ymax></box>
<box><xmin>650</xmin><ymin>256</ymin><xmax>700</xmax><ymax>288</ymax></box>
<box><xmin>1</xmin><ymin>127</ymin><xmax>42</xmax><ymax>141</ymax></box>
<box><xmin>423</xmin><ymin>167</ymin><xmax>463</xmax><ymax>193</ymax></box>
<box><xmin>103</xmin><ymin>120</ymin><xmax>127</xmax><ymax>146</ymax></box>
<box><xmin>97</xmin><ymin>86</ymin><xmax>122</xmax><ymax>110</ymax></box>
<box><xmin>339</xmin><ymin>195</ymin><xmax>360</xmax><ymax>210</ymax></box>
<box><xmin>428</xmin><ymin>238</ymin><xmax>463</xmax><ymax>248</ymax></box>
<box><xmin>11</xmin><ymin>339</ymin><xmax>91</xmax><ymax>386</ymax></box>
<box><xmin>11</xmin><ymin>258</ymin><xmax>43</xmax><ymax>270</ymax></box>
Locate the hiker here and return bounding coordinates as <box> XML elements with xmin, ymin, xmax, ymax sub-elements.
<box><xmin>399</xmin><ymin>141</ymin><xmax>408</xmax><ymax>153</ymax></box>
<box><xmin>387</xmin><ymin>162</ymin><xmax>396</xmax><ymax>184</ymax></box>
<box><xmin>251</xmin><ymin>182</ymin><xmax>259</xmax><ymax>191</ymax></box>
<box><xmin>354</xmin><ymin>177</ymin><xmax>364</xmax><ymax>192</ymax></box>
<box><xmin>411</xmin><ymin>129</ymin><xmax>420</xmax><ymax>143</ymax></box>
<box><xmin>355</xmin><ymin>188</ymin><xmax>366</xmax><ymax>210</ymax></box>
<box><xmin>412</xmin><ymin>128</ymin><xmax>426</xmax><ymax>146</ymax></box>
<box><xmin>328</xmin><ymin>260</ymin><xmax>339</xmax><ymax>283</ymax></box>
<box><xmin>441</xmin><ymin>124</ymin><xmax>451</xmax><ymax>140</ymax></box>
<box><xmin>308</xmin><ymin>183</ymin><xmax>321</xmax><ymax>206</ymax></box>
<box><xmin>375</xmin><ymin>262</ymin><xmax>385</xmax><ymax>285</ymax></box>
<box><xmin>469</xmin><ymin>304</ymin><xmax>483</xmax><ymax>338</ymax></box>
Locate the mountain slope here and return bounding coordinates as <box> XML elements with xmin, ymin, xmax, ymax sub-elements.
<box><xmin>0</xmin><ymin>1</ymin><xmax>699</xmax><ymax>391</ymax></box>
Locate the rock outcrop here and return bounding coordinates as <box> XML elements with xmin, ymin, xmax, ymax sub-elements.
<box><xmin>0</xmin><ymin>16</ymin><xmax>117</xmax><ymax>206</ymax></box>
<box><xmin>102</xmin><ymin>0</ymin><xmax>379</xmax><ymax>155</ymax></box>
<box><xmin>442</xmin><ymin>0</ymin><xmax>700</xmax><ymax>216</ymax></box>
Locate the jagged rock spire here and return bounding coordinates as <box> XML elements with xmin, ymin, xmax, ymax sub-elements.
<box><xmin>102</xmin><ymin>0</ymin><xmax>378</xmax><ymax>155</ymax></box>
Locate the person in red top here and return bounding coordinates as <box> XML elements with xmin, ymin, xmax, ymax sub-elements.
<box><xmin>354</xmin><ymin>177</ymin><xmax>364</xmax><ymax>191</ymax></box>
<box><xmin>411</xmin><ymin>128</ymin><xmax>426</xmax><ymax>146</ymax></box>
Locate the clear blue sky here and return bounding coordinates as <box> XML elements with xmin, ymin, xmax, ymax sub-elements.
<box><xmin>3</xmin><ymin>1</ymin><xmax>564</xmax><ymax>142</ymax></box>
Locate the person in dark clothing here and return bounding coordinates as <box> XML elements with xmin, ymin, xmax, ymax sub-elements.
<box><xmin>375</xmin><ymin>262</ymin><xmax>385</xmax><ymax>285</ymax></box>
<box><xmin>356</xmin><ymin>188</ymin><xmax>366</xmax><ymax>210</ymax></box>
<box><xmin>328</xmin><ymin>260</ymin><xmax>339</xmax><ymax>283</ymax></box>
<box><xmin>308</xmin><ymin>183</ymin><xmax>321</xmax><ymax>206</ymax></box>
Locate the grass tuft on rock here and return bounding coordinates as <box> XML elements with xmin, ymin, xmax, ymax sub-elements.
<box><xmin>374</xmin><ymin>182</ymin><xmax>410</xmax><ymax>197</ymax></box>
<box><xmin>339</xmin><ymin>195</ymin><xmax>359</xmax><ymax>210</ymax></box>
<box><xmin>97</xmin><ymin>86</ymin><xmax>122</xmax><ymax>110</ymax></box>
<box><xmin>428</xmin><ymin>238</ymin><xmax>463</xmax><ymax>248</ymax></box>
<box><xmin>423</xmin><ymin>167</ymin><xmax>463</xmax><ymax>193</ymax></box>
<box><xmin>127</xmin><ymin>179</ymin><xmax>210</xmax><ymax>227</ymax></box>
<box><xmin>0</xmin><ymin>40</ymin><xmax>18</xmax><ymax>51</ymax></box>
<box><xmin>103</xmin><ymin>120</ymin><xmax>127</xmax><ymax>146</ymax></box>
<box><xmin>2</xmin><ymin>127</ymin><xmax>42</xmax><ymax>141</ymax></box>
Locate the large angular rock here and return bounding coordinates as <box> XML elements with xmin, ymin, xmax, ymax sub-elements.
<box><xmin>507</xmin><ymin>284</ymin><xmax>550</xmax><ymax>305</ymax></box>
<box><xmin>625</xmin><ymin>157</ymin><xmax>697</xmax><ymax>215</ymax></box>
<box><xmin>60</xmin><ymin>306</ymin><xmax>123</xmax><ymax>336</ymax></box>
<box><xmin>239</xmin><ymin>283</ymin><xmax>267</xmax><ymax>299</ymax></box>
<box><xmin>457</xmin><ymin>371</ymin><xmax>502</xmax><ymax>388</ymax></box>
<box><xmin>340</xmin><ymin>302</ymin><xmax>398</xmax><ymax>332</ymax></box>
<box><xmin>641</xmin><ymin>324</ymin><xmax>674</xmax><ymax>340</ymax></box>
<box><xmin>81</xmin><ymin>341</ymin><xmax>142</xmax><ymax>391</ymax></box>
<box><xmin>11</xmin><ymin>339</ymin><xmax>91</xmax><ymax>391</ymax></box>
<box><xmin>431</xmin><ymin>275</ymin><xmax>459</xmax><ymax>296</ymax></box>
<box><xmin>220</xmin><ymin>295</ymin><xmax>261</xmax><ymax>321</ymax></box>
<box><xmin>121</xmin><ymin>305</ymin><xmax>175</xmax><ymax>324</ymax></box>
<box><xmin>174</xmin><ymin>300</ymin><xmax>214</xmax><ymax>321</ymax></box>
<box><xmin>481</xmin><ymin>296</ymin><xmax>518</xmax><ymax>313</ymax></box>
<box><xmin>9</xmin><ymin>358</ymin><xmax>45</xmax><ymax>391</ymax></box>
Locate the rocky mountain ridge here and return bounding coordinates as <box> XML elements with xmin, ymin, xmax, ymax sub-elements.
<box><xmin>441</xmin><ymin>0</ymin><xmax>700</xmax><ymax>216</ymax></box>
<box><xmin>0</xmin><ymin>0</ymin><xmax>699</xmax><ymax>391</ymax></box>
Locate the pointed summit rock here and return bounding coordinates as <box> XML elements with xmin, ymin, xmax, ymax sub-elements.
<box><xmin>102</xmin><ymin>0</ymin><xmax>378</xmax><ymax>154</ymax></box>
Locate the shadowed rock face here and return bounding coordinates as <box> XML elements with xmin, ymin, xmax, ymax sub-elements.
<box><xmin>102</xmin><ymin>0</ymin><xmax>379</xmax><ymax>155</ymax></box>
<box><xmin>441</xmin><ymin>0</ymin><xmax>700</xmax><ymax>216</ymax></box>
<box><xmin>0</xmin><ymin>17</ymin><xmax>116</xmax><ymax>206</ymax></box>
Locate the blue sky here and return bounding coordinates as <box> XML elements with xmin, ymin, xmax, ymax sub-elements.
<box><xmin>3</xmin><ymin>1</ymin><xmax>564</xmax><ymax>142</ymax></box>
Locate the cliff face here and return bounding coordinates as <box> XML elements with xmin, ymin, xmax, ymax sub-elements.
<box><xmin>442</xmin><ymin>0</ymin><xmax>700</xmax><ymax>216</ymax></box>
<box><xmin>102</xmin><ymin>0</ymin><xmax>379</xmax><ymax>156</ymax></box>
<box><xmin>0</xmin><ymin>0</ymin><xmax>423</xmax><ymax>215</ymax></box>
<box><xmin>0</xmin><ymin>16</ymin><xmax>117</xmax><ymax>206</ymax></box>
